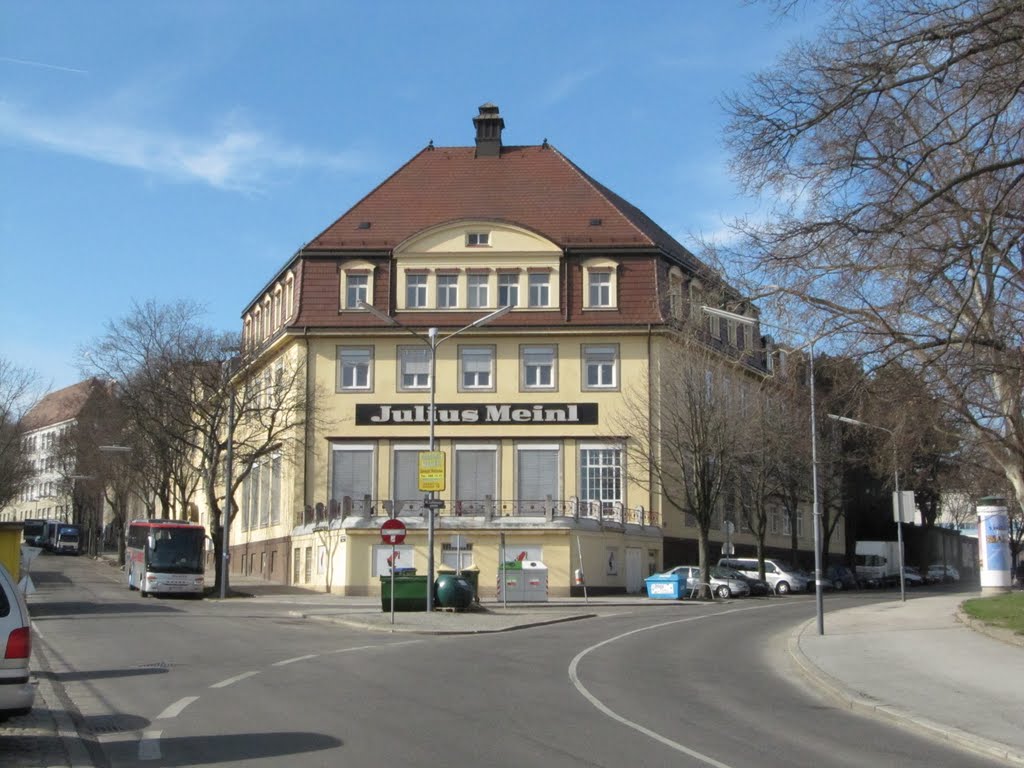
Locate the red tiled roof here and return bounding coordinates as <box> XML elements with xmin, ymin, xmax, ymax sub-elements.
<box><xmin>304</xmin><ymin>144</ymin><xmax>701</xmax><ymax>269</ymax></box>
<box><xmin>22</xmin><ymin>378</ymin><xmax>110</xmax><ymax>431</ymax></box>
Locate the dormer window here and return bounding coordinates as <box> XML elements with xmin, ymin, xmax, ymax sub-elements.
<box><xmin>582</xmin><ymin>258</ymin><xmax>618</xmax><ymax>310</ymax></box>
<box><xmin>467</xmin><ymin>232</ymin><xmax>490</xmax><ymax>247</ymax></box>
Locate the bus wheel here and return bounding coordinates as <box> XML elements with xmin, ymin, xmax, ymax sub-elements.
<box><xmin>127</xmin><ymin>568</ymin><xmax>135</xmax><ymax>590</ymax></box>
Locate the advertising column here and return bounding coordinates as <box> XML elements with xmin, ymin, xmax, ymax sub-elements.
<box><xmin>977</xmin><ymin>496</ymin><xmax>1011</xmax><ymax>595</ymax></box>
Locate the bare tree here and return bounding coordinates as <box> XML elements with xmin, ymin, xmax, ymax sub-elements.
<box><xmin>724</xmin><ymin>0</ymin><xmax>1024</xmax><ymax>512</ymax></box>
<box><xmin>613</xmin><ymin>335</ymin><xmax>747</xmax><ymax>597</ymax></box>
<box><xmin>733</xmin><ymin>384</ymin><xmax>788</xmax><ymax>575</ymax></box>
<box><xmin>81</xmin><ymin>299</ymin><xmax>319</xmax><ymax>594</ymax></box>
<box><xmin>0</xmin><ymin>358</ymin><xmax>40</xmax><ymax>510</ymax></box>
<box><xmin>198</xmin><ymin>352</ymin><xmax>315</xmax><ymax>596</ymax></box>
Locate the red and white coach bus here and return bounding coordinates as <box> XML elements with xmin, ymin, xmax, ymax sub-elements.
<box><xmin>125</xmin><ymin>519</ymin><xmax>206</xmax><ymax>597</ymax></box>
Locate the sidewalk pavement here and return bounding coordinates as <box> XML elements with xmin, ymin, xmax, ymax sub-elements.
<box><xmin>790</xmin><ymin>591</ymin><xmax>1024</xmax><ymax>766</ymax></box>
<box><xmin>12</xmin><ymin>560</ymin><xmax>1024</xmax><ymax>767</ymax></box>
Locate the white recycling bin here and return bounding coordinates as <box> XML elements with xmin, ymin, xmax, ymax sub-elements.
<box><xmin>521</xmin><ymin>560</ymin><xmax>548</xmax><ymax>602</ymax></box>
<box><xmin>497</xmin><ymin>560</ymin><xmax>549</xmax><ymax>602</ymax></box>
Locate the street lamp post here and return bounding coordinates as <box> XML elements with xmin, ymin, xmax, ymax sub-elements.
<box><xmin>358</xmin><ymin>301</ymin><xmax>512</xmax><ymax>611</ymax></box>
<box><xmin>827</xmin><ymin>414</ymin><xmax>906</xmax><ymax>601</ymax></box>
<box><xmin>702</xmin><ymin>306</ymin><xmax>825</xmax><ymax>635</ymax></box>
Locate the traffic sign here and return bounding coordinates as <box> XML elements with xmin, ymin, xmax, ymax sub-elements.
<box><xmin>380</xmin><ymin>518</ymin><xmax>407</xmax><ymax>545</ymax></box>
<box><xmin>418</xmin><ymin>450</ymin><xmax>446</xmax><ymax>492</ymax></box>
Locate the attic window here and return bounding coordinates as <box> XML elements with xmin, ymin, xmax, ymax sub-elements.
<box><xmin>467</xmin><ymin>232</ymin><xmax>490</xmax><ymax>247</ymax></box>
<box><xmin>589</xmin><ymin>218</ymin><xmax>602</xmax><ymax>226</ymax></box>
<box><xmin>358</xmin><ymin>221</ymin><xmax>371</xmax><ymax>230</ymax></box>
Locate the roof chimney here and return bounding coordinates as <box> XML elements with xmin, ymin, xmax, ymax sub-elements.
<box><xmin>473</xmin><ymin>103</ymin><xmax>504</xmax><ymax>158</ymax></box>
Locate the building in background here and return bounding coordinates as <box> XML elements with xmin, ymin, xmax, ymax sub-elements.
<box><xmin>220</xmin><ymin>104</ymin><xmax>826</xmax><ymax>596</ymax></box>
<box><xmin>1</xmin><ymin>378</ymin><xmax>111</xmax><ymax>525</ymax></box>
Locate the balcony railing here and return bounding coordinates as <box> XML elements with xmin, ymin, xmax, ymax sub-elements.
<box><xmin>294</xmin><ymin>496</ymin><xmax>660</xmax><ymax>529</ymax></box>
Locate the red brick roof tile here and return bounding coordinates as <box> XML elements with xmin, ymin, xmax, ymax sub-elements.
<box><xmin>304</xmin><ymin>144</ymin><xmax>701</xmax><ymax>269</ymax></box>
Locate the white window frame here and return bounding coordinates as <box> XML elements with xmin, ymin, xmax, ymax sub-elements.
<box><xmin>669</xmin><ymin>268</ymin><xmax>685</xmax><ymax>320</ymax></box>
<box><xmin>588</xmin><ymin>270</ymin><xmax>611</xmax><ymax>307</ymax></box>
<box><xmin>579</xmin><ymin>442</ymin><xmax>624</xmax><ymax>510</ymax></box>
<box><xmin>436</xmin><ymin>273</ymin><xmax>459</xmax><ymax>308</ymax></box>
<box><xmin>467</xmin><ymin>273</ymin><xmax>489</xmax><ymax>309</ymax></box>
<box><xmin>521</xmin><ymin>345</ymin><xmax>556</xmax><ymax>390</ymax></box>
<box><xmin>330</xmin><ymin>443</ymin><xmax>376</xmax><ymax>517</ymax></box>
<box><xmin>466</xmin><ymin>232</ymin><xmax>490</xmax><ymax>247</ymax></box>
<box><xmin>392</xmin><ymin>443</ymin><xmax>431</xmax><ymax>515</ymax></box>
<box><xmin>405</xmin><ymin>273</ymin><xmax>428</xmax><ymax>309</ymax></box>
<box><xmin>582</xmin><ymin>344</ymin><xmax>618</xmax><ymax>390</ymax></box>
<box><xmin>459</xmin><ymin>345</ymin><xmax>495</xmax><ymax>392</ymax></box>
<box><xmin>528</xmin><ymin>272</ymin><xmax>550</xmax><ymax>308</ymax></box>
<box><xmin>399</xmin><ymin>346</ymin><xmax>431</xmax><ymax>390</ymax></box>
<box><xmin>498</xmin><ymin>272</ymin><xmax>520</xmax><ymax>307</ymax></box>
<box><xmin>345</xmin><ymin>273</ymin><xmax>369</xmax><ymax>309</ymax></box>
<box><xmin>337</xmin><ymin>346</ymin><xmax>373</xmax><ymax>391</ymax></box>
<box><xmin>515</xmin><ymin>443</ymin><xmax>561</xmax><ymax>513</ymax></box>
<box><xmin>583</xmin><ymin>258</ymin><xmax>618</xmax><ymax>310</ymax></box>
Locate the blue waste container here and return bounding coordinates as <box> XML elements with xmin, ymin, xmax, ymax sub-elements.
<box><xmin>645</xmin><ymin>572</ymin><xmax>685</xmax><ymax>599</ymax></box>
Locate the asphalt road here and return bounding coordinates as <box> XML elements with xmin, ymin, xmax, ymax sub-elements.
<box><xmin>16</xmin><ymin>554</ymin><xmax>1006</xmax><ymax>767</ymax></box>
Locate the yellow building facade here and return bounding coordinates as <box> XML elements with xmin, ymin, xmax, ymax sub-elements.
<box><xmin>222</xmin><ymin>104</ymin><xmax>830</xmax><ymax>596</ymax></box>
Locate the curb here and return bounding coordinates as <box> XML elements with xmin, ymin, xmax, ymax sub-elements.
<box><xmin>954</xmin><ymin>609</ymin><xmax>1024</xmax><ymax>648</ymax></box>
<box><xmin>298</xmin><ymin>611</ymin><xmax>597</xmax><ymax>634</ymax></box>
<box><xmin>787</xmin><ymin>618</ymin><xmax>1024</xmax><ymax>766</ymax></box>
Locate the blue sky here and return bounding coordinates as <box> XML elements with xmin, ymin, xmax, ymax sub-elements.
<box><xmin>1</xmin><ymin>1</ymin><xmax>824</xmax><ymax>393</ymax></box>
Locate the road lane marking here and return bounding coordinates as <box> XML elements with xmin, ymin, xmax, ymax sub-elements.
<box><xmin>210</xmin><ymin>670</ymin><xmax>260</xmax><ymax>688</ymax></box>
<box><xmin>324</xmin><ymin>640</ymin><xmax>422</xmax><ymax>655</ymax></box>
<box><xmin>157</xmin><ymin>696</ymin><xmax>199</xmax><ymax>719</ymax></box>
<box><xmin>273</xmin><ymin>654</ymin><xmax>318</xmax><ymax>666</ymax></box>
<box><xmin>139</xmin><ymin>729</ymin><xmax>162</xmax><ymax>760</ymax></box>
<box><xmin>569</xmin><ymin>604</ymin><xmax>777</xmax><ymax>768</ymax></box>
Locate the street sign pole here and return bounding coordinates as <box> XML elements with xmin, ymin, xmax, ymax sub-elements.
<box><xmin>380</xmin><ymin>517</ymin><xmax>407</xmax><ymax>622</ymax></box>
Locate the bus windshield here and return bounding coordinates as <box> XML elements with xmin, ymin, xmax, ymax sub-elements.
<box><xmin>146</xmin><ymin>528</ymin><xmax>204</xmax><ymax>574</ymax></box>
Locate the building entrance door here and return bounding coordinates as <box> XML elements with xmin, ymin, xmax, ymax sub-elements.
<box><xmin>625</xmin><ymin>547</ymin><xmax>644</xmax><ymax>593</ymax></box>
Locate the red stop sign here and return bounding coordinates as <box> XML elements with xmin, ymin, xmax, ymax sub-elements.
<box><xmin>380</xmin><ymin>518</ymin><xmax>406</xmax><ymax>545</ymax></box>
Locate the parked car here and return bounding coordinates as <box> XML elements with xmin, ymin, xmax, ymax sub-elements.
<box><xmin>717</xmin><ymin>557</ymin><xmax>809</xmax><ymax>595</ymax></box>
<box><xmin>825</xmin><ymin>565</ymin><xmax>858</xmax><ymax>590</ymax></box>
<box><xmin>0</xmin><ymin>563</ymin><xmax>34</xmax><ymax>721</ymax></box>
<box><xmin>712</xmin><ymin>565</ymin><xmax>769</xmax><ymax>596</ymax></box>
<box><xmin>902</xmin><ymin>566</ymin><xmax>925</xmax><ymax>586</ymax></box>
<box><xmin>663</xmin><ymin>565</ymin><xmax>750</xmax><ymax>599</ymax></box>
<box><xmin>800</xmin><ymin>568</ymin><xmax>834</xmax><ymax>592</ymax></box>
<box><xmin>926</xmin><ymin>564</ymin><xmax>960</xmax><ymax>583</ymax></box>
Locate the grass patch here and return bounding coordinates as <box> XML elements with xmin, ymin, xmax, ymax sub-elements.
<box><xmin>961</xmin><ymin>592</ymin><xmax>1024</xmax><ymax>635</ymax></box>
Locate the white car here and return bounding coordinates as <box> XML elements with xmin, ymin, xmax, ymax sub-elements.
<box><xmin>903</xmin><ymin>566</ymin><xmax>925</xmax><ymax>586</ymax></box>
<box><xmin>0</xmin><ymin>562</ymin><xmax>34</xmax><ymax>720</ymax></box>
<box><xmin>926</xmin><ymin>564</ymin><xmax>961</xmax><ymax>583</ymax></box>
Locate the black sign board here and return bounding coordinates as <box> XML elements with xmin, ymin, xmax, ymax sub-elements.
<box><xmin>355</xmin><ymin>402</ymin><xmax>599</xmax><ymax>426</ymax></box>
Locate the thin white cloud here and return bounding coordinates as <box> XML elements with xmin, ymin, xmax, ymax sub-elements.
<box><xmin>0</xmin><ymin>56</ymin><xmax>88</xmax><ymax>74</ymax></box>
<box><xmin>0</xmin><ymin>101</ymin><xmax>364</xmax><ymax>191</ymax></box>
<box><xmin>541</xmin><ymin>67</ymin><xmax>602</xmax><ymax>106</ymax></box>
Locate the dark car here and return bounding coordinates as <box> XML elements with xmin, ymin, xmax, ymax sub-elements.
<box><xmin>711</xmin><ymin>565</ymin><xmax>770</xmax><ymax>596</ymax></box>
<box><xmin>826</xmin><ymin>565</ymin><xmax>858</xmax><ymax>591</ymax></box>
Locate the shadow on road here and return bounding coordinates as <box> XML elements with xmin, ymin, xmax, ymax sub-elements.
<box><xmin>37</xmin><ymin>666</ymin><xmax>169</xmax><ymax>683</ymax></box>
<box><xmin>27</xmin><ymin>601</ymin><xmax>184</xmax><ymax>617</ymax></box>
<box><xmin>100</xmin><ymin>731</ymin><xmax>343</xmax><ymax>765</ymax></box>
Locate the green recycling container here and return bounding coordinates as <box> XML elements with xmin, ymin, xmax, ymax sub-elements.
<box><xmin>434</xmin><ymin>573</ymin><xmax>474</xmax><ymax>611</ymax></box>
<box><xmin>380</xmin><ymin>574</ymin><xmax>429</xmax><ymax>612</ymax></box>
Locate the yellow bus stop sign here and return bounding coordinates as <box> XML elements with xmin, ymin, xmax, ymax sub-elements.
<box><xmin>418</xmin><ymin>450</ymin><xmax>446</xmax><ymax>492</ymax></box>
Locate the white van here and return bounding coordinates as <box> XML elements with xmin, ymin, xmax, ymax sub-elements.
<box><xmin>717</xmin><ymin>557</ymin><xmax>808</xmax><ymax>595</ymax></box>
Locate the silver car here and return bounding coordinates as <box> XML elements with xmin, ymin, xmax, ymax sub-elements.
<box><xmin>0</xmin><ymin>563</ymin><xmax>34</xmax><ymax>720</ymax></box>
<box><xmin>664</xmin><ymin>565</ymin><xmax>750</xmax><ymax>599</ymax></box>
